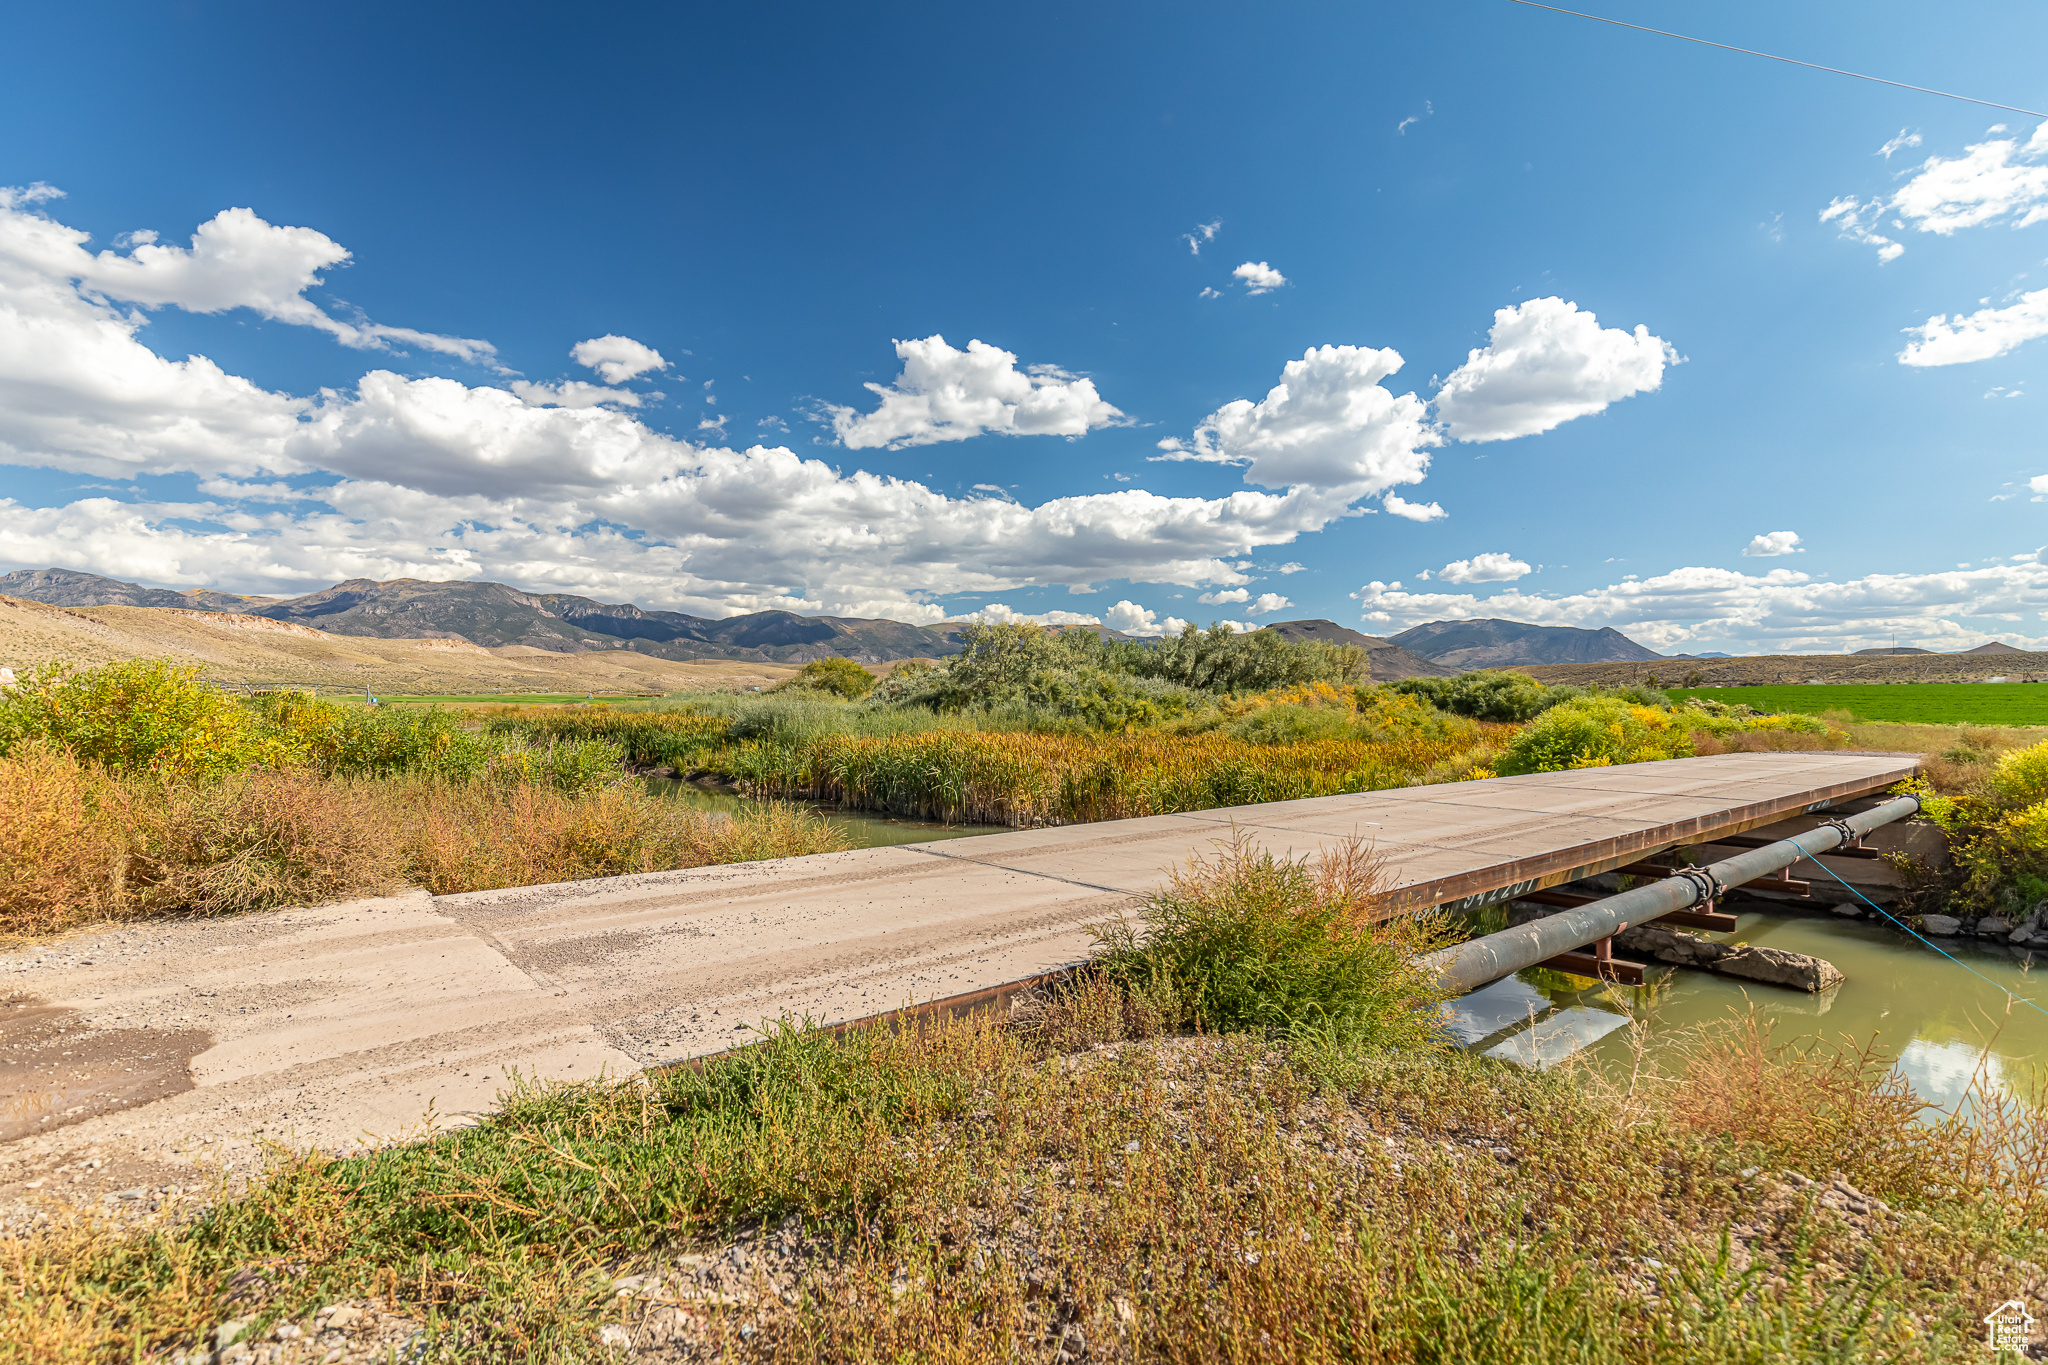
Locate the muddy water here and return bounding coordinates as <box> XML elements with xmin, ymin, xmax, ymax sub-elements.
<box><xmin>1447</xmin><ymin>902</ymin><xmax>2048</xmax><ymax>1118</ymax></box>
<box><xmin>644</xmin><ymin>779</ymin><xmax>1008</xmax><ymax>849</ymax></box>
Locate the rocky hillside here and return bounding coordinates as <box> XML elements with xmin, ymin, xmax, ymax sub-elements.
<box><xmin>0</xmin><ymin>568</ymin><xmax>280</xmax><ymax>615</ymax></box>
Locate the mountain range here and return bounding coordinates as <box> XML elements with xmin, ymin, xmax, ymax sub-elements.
<box><xmin>0</xmin><ymin>569</ymin><xmax>1756</xmax><ymax>674</ymax></box>
<box><xmin>0</xmin><ymin>569</ymin><xmax>1483</xmax><ymax>679</ymax></box>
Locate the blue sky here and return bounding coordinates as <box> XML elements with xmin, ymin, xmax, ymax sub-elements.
<box><xmin>2</xmin><ymin>0</ymin><xmax>2045</xmax><ymax>653</ymax></box>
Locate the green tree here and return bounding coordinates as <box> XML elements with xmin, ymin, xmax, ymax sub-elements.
<box><xmin>778</xmin><ymin>656</ymin><xmax>879</xmax><ymax>700</ymax></box>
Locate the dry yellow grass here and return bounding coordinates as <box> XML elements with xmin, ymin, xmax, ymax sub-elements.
<box><xmin>0</xmin><ymin>595</ymin><xmax>797</xmax><ymax>695</ymax></box>
<box><xmin>0</xmin><ymin>746</ymin><xmax>848</xmax><ymax>939</ymax></box>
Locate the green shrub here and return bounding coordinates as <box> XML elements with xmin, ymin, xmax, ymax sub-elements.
<box><xmin>0</xmin><ymin>660</ymin><xmax>299</xmax><ymax>776</ymax></box>
<box><xmin>774</xmin><ymin>656</ymin><xmax>879</xmax><ymax>700</ymax></box>
<box><xmin>1093</xmin><ymin>834</ymin><xmax>1447</xmax><ymax>1049</ymax></box>
<box><xmin>1495</xmin><ymin>697</ymin><xmax>1695</xmax><ymax>775</ymax></box>
<box><xmin>1390</xmin><ymin>670</ymin><xmax>1571</xmax><ymax>722</ymax></box>
<box><xmin>478</xmin><ymin>708</ymin><xmax>729</xmax><ymax>767</ymax></box>
<box><xmin>1987</xmin><ymin>738</ymin><xmax>2048</xmax><ymax>810</ymax></box>
<box><xmin>1127</xmin><ymin>622</ymin><xmax>1367</xmax><ymax>694</ymax></box>
<box><xmin>251</xmin><ymin>692</ymin><xmax>502</xmax><ymax>779</ymax></box>
<box><xmin>1227</xmin><ymin>703</ymin><xmax>1360</xmax><ymax>745</ymax></box>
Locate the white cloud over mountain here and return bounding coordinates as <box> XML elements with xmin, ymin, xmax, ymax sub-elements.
<box><xmin>1436</xmin><ymin>552</ymin><xmax>1529</xmax><ymax>583</ymax></box>
<box><xmin>0</xmin><ymin>190</ymin><xmax>1395</xmax><ymax>620</ymax></box>
<box><xmin>1356</xmin><ymin>560</ymin><xmax>2048</xmax><ymax>652</ymax></box>
<box><xmin>1432</xmin><ymin>297</ymin><xmax>1679</xmax><ymax>442</ymax></box>
<box><xmin>827</xmin><ymin>335</ymin><xmax>1124</xmax><ymax>449</ymax></box>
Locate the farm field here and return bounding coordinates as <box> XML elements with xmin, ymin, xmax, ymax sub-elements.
<box><xmin>1673</xmin><ymin>682</ymin><xmax>2048</xmax><ymax>725</ymax></box>
<box><xmin>375</xmin><ymin>691</ymin><xmax>667</xmax><ymax>705</ymax></box>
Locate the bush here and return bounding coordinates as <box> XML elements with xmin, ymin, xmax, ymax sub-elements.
<box><xmin>0</xmin><ymin>660</ymin><xmax>299</xmax><ymax>776</ymax></box>
<box><xmin>1128</xmin><ymin>622</ymin><xmax>1367</xmax><ymax>694</ymax></box>
<box><xmin>1092</xmin><ymin>832</ymin><xmax>1448</xmax><ymax>1048</ymax></box>
<box><xmin>1391</xmin><ymin>670</ymin><xmax>1572</xmax><ymax>722</ymax></box>
<box><xmin>1987</xmin><ymin>738</ymin><xmax>2048</xmax><ymax>810</ymax></box>
<box><xmin>1495</xmin><ymin>696</ymin><xmax>1695</xmax><ymax>774</ymax></box>
<box><xmin>773</xmin><ymin>656</ymin><xmax>879</xmax><ymax>700</ymax></box>
<box><xmin>476</xmin><ymin>708</ymin><xmax>730</xmax><ymax>768</ymax></box>
<box><xmin>0</xmin><ymin>741</ymin><xmax>127</xmax><ymax>934</ymax></box>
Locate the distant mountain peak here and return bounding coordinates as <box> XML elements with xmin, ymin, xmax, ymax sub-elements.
<box><xmin>1387</xmin><ymin>617</ymin><xmax>1662</xmax><ymax>668</ymax></box>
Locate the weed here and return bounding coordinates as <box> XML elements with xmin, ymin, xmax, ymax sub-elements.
<box><xmin>1092</xmin><ymin>832</ymin><xmax>1452</xmax><ymax>1050</ymax></box>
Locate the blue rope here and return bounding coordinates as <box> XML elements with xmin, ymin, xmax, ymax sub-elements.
<box><xmin>1794</xmin><ymin>849</ymin><xmax>2048</xmax><ymax>1020</ymax></box>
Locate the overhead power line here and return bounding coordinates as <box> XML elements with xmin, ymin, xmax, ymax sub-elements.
<box><xmin>1504</xmin><ymin>0</ymin><xmax>2046</xmax><ymax>119</ymax></box>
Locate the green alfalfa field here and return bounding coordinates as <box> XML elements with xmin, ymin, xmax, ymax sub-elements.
<box><xmin>1671</xmin><ymin>682</ymin><xmax>2048</xmax><ymax>726</ymax></box>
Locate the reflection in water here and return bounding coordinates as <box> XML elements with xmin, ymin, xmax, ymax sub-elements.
<box><xmin>1446</xmin><ymin>903</ymin><xmax>2047</xmax><ymax>1118</ymax></box>
<box><xmin>644</xmin><ymin>779</ymin><xmax>1008</xmax><ymax>849</ymax></box>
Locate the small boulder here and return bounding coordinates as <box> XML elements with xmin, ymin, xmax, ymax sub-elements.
<box><xmin>1920</xmin><ymin>914</ymin><xmax>1962</xmax><ymax>936</ymax></box>
<box><xmin>1978</xmin><ymin>916</ymin><xmax>2014</xmax><ymax>937</ymax></box>
<box><xmin>1715</xmin><ymin>945</ymin><xmax>1846</xmax><ymax>993</ymax></box>
<box><xmin>1830</xmin><ymin>903</ymin><xmax>1862</xmax><ymax>917</ymax></box>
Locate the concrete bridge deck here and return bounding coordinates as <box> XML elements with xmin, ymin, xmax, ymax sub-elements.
<box><xmin>0</xmin><ymin>750</ymin><xmax>1918</xmax><ymax>1197</ymax></box>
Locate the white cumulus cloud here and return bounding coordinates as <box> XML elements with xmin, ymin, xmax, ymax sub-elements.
<box><xmin>1432</xmin><ymin>297</ymin><xmax>1680</xmax><ymax>442</ymax></box>
<box><xmin>1742</xmin><ymin>530</ymin><xmax>1803</xmax><ymax>558</ymax></box>
<box><xmin>0</xmin><ymin>187</ymin><xmax>495</xmax><ymax>362</ymax></box>
<box><xmin>508</xmin><ymin>379</ymin><xmax>648</xmax><ymax>409</ymax></box>
<box><xmin>570</xmin><ymin>335</ymin><xmax>669</xmax><ymax>384</ymax></box>
<box><xmin>1232</xmin><ymin>261</ymin><xmax>1287</xmax><ymax>294</ymax></box>
<box><xmin>1248</xmin><ymin>592</ymin><xmax>1291</xmax><ymax>615</ymax></box>
<box><xmin>1152</xmin><ymin>345</ymin><xmax>1438</xmax><ymax>497</ymax></box>
<box><xmin>1890</xmin><ymin>122</ymin><xmax>2048</xmax><ymax>236</ymax></box>
<box><xmin>1899</xmin><ymin>288</ymin><xmax>2048</xmax><ymax>366</ymax></box>
<box><xmin>827</xmin><ymin>335</ymin><xmax>1124</xmax><ymax>449</ymax></box>
<box><xmin>950</xmin><ymin>604</ymin><xmax>1103</xmax><ymax>626</ymax></box>
<box><xmin>1105</xmin><ymin>600</ymin><xmax>1163</xmax><ymax>635</ymax></box>
<box><xmin>1382</xmin><ymin>493</ymin><xmax>1446</xmax><ymax>522</ymax></box>
<box><xmin>1197</xmin><ymin>587</ymin><xmax>1250</xmax><ymax>605</ymax></box>
<box><xmin>1437</xmin><ymin>552</ymin><xmax>1530</xmax><ymax>583</ymax></box>
<box><xmin>1827</xmin><ymin>122</ymin><xmax>2048</xmax><ymax>261</ymax></box>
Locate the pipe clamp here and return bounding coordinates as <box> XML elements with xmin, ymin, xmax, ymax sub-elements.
<box><xmin>1675</xmin><ymin>867</ymin><xmax>1720</xmax><ymax>907</ymax></box>
<box><xmin>1815</xmin><ymin>817</ymin><xmax>1859</xmax><ymax>847</ymax></box>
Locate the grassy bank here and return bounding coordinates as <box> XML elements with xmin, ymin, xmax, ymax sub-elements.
<box><xmin>6</xmin><ymin>988</ymin><xmax>2040</xmax><ymax>1362</ymax></box>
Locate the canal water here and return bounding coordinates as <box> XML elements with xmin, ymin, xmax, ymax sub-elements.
<box><xmin>646</xmin><ymin>779</ymin><xmax>1008</xmax><ymax>848</ymax></box>
<box><xmin>1446</xmin><ymin>901</ymin><xmax>2048</xmax><ymax>1117</ymax></box>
